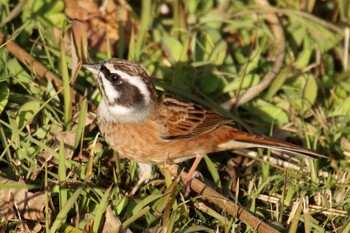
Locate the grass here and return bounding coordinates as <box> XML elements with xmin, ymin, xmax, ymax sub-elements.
<box><xmin>1</xmin><ymin>0</ymin><xmax>350</xmax><ymax>232</ymax></box>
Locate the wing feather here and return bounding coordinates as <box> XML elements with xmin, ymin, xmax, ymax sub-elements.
<box><xmin>157</xmin><ymin>93</ymin><xmax>231</xmax><ymax>140</ymax></box>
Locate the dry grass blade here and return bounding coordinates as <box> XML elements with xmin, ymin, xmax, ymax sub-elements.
<box><xmin>164</xmin><ymin>165</ymin><xmax>280</xmax><ymax>233</ymax></box>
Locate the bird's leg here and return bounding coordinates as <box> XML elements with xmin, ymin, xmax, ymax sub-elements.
<box><xmin>184</xmin><ymin>154</ymin><xmax>204</xmax><ymax>196</ymax></box>
<box><xmin>129</xmin><ymin>162</ymin><xmax>152</xmax><ymax>196</ymax></box>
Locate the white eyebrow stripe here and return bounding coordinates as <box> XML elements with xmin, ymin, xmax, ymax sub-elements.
<box><xmin>104</xmin><ymin>63</ymin><xmax>151</xmax><ymax>104</ymax></box>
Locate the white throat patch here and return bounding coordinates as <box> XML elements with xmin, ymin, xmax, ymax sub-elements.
<box><xmin>98</xmin><ymin>99</ymin><xmax>152</xmax><ymax>123</ymax></box>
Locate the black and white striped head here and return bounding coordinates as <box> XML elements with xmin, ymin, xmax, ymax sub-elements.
<box><xmin>84</xmin><ymin>58</ymin><xmax>158</xmax><ymax>122</ymax></box>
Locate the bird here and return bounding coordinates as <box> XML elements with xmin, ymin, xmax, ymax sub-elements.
<box><xmin>84</xmin><ymin>58</ymin><xmax>325</xmax><ymax>194</ymax></box>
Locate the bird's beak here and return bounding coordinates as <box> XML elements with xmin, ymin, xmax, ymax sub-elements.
<box><xmin>83</xmin><ymin>63</ymin><xmax>100</xmax><ymax>76</ymax></box>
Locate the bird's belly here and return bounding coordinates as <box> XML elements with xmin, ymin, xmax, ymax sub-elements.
<box><xmin>98</xmin><ymin>120</ymin><xmax>216</xmax><ymax>164</ymax></box>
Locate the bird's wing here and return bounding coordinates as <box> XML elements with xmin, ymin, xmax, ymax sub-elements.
<box><xmin>156</xmin><ymin>93</ymin><xmax>231</xmax><ymax>140</ymax></box>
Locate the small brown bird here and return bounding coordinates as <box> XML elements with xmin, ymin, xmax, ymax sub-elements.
<box><xmin>84</xmin><ymin>58</ymin><xmax>325</xmax><ymax>193</ymax></box>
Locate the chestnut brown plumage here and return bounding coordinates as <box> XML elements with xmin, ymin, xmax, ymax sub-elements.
<box><xmin>84</xmin><ymin>58</ymin><xmax>325</xmax><ymax>192</ymax></box>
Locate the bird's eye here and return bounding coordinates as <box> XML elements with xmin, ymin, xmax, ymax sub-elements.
<box><xmin>109</xmin><ymin>74</ymin><xmax>122</xmax><ymax>85</ymax></box>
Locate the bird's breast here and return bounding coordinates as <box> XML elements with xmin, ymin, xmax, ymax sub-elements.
<box><xmin>96</xmin><ymin>117</ymin><xmax>222</xmax><ymax>164</ymax></box>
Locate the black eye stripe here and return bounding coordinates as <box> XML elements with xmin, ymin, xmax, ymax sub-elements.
<box><xmin>97</xmin><ymin>62</ymin><xmax>152</xmax><ymax>108</ymax></box>
<box><xmin>100</xmin><ymin>64</ymin><xmax>111</xmax><ymax>79</ymax></box>
<box><xmin>111</xmin><ymin>82</ymin><xmax>145</xmax><ymax>107</ymax></box>
<box><xmin>100</xmin><ymin>65</ymin><xmax>123</xmax><ymax>85</ymax></box>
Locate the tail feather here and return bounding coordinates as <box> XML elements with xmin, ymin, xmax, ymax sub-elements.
<box><xmin>229</xmin><ymin>128</ymin><xmax>326</xmax><ymax>160</ymax></box>
<box><xmin>245</xmin><ymin>143</ymin><xmax>325</xmax><ymax>160</ymax></box>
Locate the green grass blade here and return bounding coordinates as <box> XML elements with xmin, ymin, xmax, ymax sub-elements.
<box><xmin>92</xmin><ymin>186</ymin><xmax>112</xmax><ymax>233</ymax></box>
<box><xmin>50</xmin><ymin>187</ymin><xmax>83</xmax><ymax>233</ymax></box>
<box><xmin>58</xmin><ymin>139</ymin><xmax>68</xmax><ymax>212</ymax></box>
<box><xmin>204</xmin><ymin>155</ymin><xmax>221</xmax><ymax>189</ymax></box>
<box><xmin>134</xmin><ymin>0</ymin><xmax>152</xmax><ymax>61</ymax></box>
<box><xmin>288</xmin><ymin>200</ymin><xmax>302</xmax><ymax>233</ymax></box>
<box><xmin>0</xmin><ymin>119</ymin><xmax>58</xmax><ymax>159</ymax></box>
<box><xmin>122</xmin><ymin>206</ymin><xmax>150</xmax><ymax>230</ymax></box>
<box><xmin>73</xmin><ymin>91</ymin><xmax>87</xmax><ymax>150</ymax></box>
<box><xmin>60</xmin><ymin>36</ymin><xmax>72</xmax><ymax>131</ymax></box>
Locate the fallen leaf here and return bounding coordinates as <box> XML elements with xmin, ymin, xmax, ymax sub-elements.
<box><xmin>0</xmin><ymin>177</ymin><xmax>51</xmax><ymax>223</ymax></box>
<box><xmin>64</xmin><ymin>0</ymin><xmax>137</xmax><ymax>54</ymax></box>
<box><xmin>101</xmin><ymin>205</ymin><xmax>132</xmax><ymax>233</ymax></box>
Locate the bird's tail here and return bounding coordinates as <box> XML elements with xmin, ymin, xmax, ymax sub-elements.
<box><xmin>224</xmin><ymin>128</ymin><xmax>326</xmax><ymax>160</ymax></box>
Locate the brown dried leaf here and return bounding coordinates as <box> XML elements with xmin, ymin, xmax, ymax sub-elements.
<box><xmin>0</xmin><ymin>177</ymin><xmax>51</xmax><ymax>223</ymax></box>
<box><xmin>341</xmin><ymin>137</ymin><xmax>350</xmax><ymax>151</ymax></box>
<box><xmin>16</xmin><ymin>220</ymin><xmax>42</xmax><ymax>233</ymax></box>
<box><xmin>64</xmin><ymin>0</ymin><xmax>137</xmax><ymax>54</ymax></box>
<box><xmin>101</xmin><ymin>205</ymin><xmax>121</xmax><ymax>233</ymax></box>
<box><xmin>71</xmin><ymin>20</ymin><xmax>90</xmax><ymax>83</ymax></box>
<box><xmin>101</xmin><ymin>205</ymin><xmax>132</xmax><ymax>233</ymax></box>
